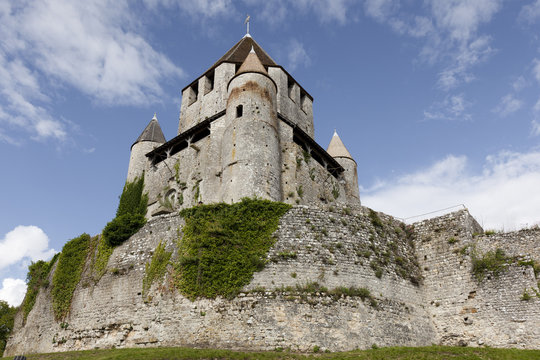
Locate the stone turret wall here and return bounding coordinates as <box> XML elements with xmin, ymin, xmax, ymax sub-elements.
<box><xmin>127</xmin><ymin>141</ymin><xmax>159</xmax><ymax>183</ymax></box>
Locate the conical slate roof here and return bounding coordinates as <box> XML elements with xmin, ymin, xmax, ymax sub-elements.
<box><xmin>210</xmin><ymin>35</ymin><xmax>277</xmax><ymax>69</ymax></box>
<box><xmin>236</xmin><ymin>47</ymin><xmax>268</xmax><ymax>76</ymax></box>
<box><xmin>134</xmin><ymin>114</ymin><xmax>166</xmax><ymax>145</ymax></box>
<box><xmin>327</xmin><ymin>131</ymin><xmax>353</xmax><ymax>160</ymax></box>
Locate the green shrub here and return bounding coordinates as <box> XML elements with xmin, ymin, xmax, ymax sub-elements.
<box><xmin>103</xmin><ymin>175</ymin><xmax>148</xmax><ymax>247</ymax></box>
<box><xmin>21</xmin><ymin>254</ymin><xmax>59</xmax><ymax>322</ymax></box>
<box><xmin>142</xmin><ymin>241</ymin><xmax>172</xmax><ymax>298</ymax></box>
<box><xmin>471</xmin><ymin>248</ymin><xmax>509</xmax><ymax>281</ymax></box>
<box><xmin>116</xmin><ymin>175</ymin><xmax>148</xmax><ymax>217</ymax></box>
<box><xmin>0</xmin><ymin>300</ymin><xmax>16</xmax><ymax>354</ymax></box>
<box><xmin>103</xmin><ymin>213</ymin><xmax>146</xmax><ymax>247</ymax></box>
<box><xmin>175</xmin><ymin>198</ymin><xmax>291</xmax><ymax>299</ymax></box>
<box><xmin>368</xmin><ymin>209</ymin><xmax>383</xmax><ymax>228</ymax></box>
<box><xmin>52</xmin><ymin>234</ymin><xmax>91</xmax><ymax>320</ymax></box>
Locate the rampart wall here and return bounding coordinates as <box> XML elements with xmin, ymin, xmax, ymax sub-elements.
<box><xmin>5</xmin><ymin>207</ymin><xmax>540</xmax><ymax>356</ymax></box>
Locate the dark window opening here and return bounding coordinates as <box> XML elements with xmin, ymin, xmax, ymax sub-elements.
<box><xmin>287</xmin><ymin>76</ymin><xmax>295</xmax><ymax>99</ymax></box>
<box><xmin>188</xmin><ymin>82</ymin><xmax>198</xmax><ymax>106</ymax></box>
<box><xmin>300</xmin><ymin>90</ymin><xmax>308</xmax><ymax>113</ymax></box>
<box><xmin>236</xmin><ymin>105</ymin><xmax>243</xmax><ymax>118</ymax></box>
<box><xmin>205</xmin><ymin>71</ymin><xmax>214</xmax><ymax>94</ymax></box>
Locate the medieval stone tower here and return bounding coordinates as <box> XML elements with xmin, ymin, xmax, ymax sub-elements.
<box><xmin>127</xmin><ymin>34</ymin><xmax>360</xmax><ymax>216</ymax></box>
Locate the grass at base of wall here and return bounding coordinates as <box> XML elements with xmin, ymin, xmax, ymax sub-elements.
<box><xmin>6</xmin><ymin>345</ymin><xmax>540</xmax><ymax>360</ymax></box>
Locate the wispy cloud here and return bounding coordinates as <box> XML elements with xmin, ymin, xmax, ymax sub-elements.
<box><xmin>362</xmin><ymin>151</ymin><xmax>540</xmax><ymax>230</ymax></box>
<box><xmin>424</xmin><ymin>94</ymin><xmax>471</xmax><ymax>121</ymax></box>
<box><xmin>363</xmin><ymin>0</ymin><xmax>503</xmax><ymax>120</ymax></box>
<box><xmin>242</xmin><ymin>0</ymin><xmax>358</xmax><ymax>25</ymax></box>
<box><xmin>0</xmin><ymin>0</ymin><xmax>184</xmax><ymax>144</ymax></box>
<box><xmin>519</xmin><ymin>0</ymin><xmax>540</xmax><ymax>24</ymax></box>
<box><xmin>287</xmin><ymin>39</ymin><xmax>311</xmax><ymax>71</ymax></box>
<box><xmin>143</xmin><ymin>0</ymin><xmax>235</xmax><ymax>21</ymax></box>
<box><xmin>493</xmin><ymin>94</ymin><xmax>523</xmax><ymax>117</ymax></box>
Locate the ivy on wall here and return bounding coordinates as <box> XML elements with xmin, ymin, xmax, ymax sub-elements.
<box><xmin>103</xmin><ymin>175</ymin><xmax>148</xmax><ymax>247</ymax></box>
<box><xmin>142</xmin><ymin>241</ymin><xmax>172</xmax><ymax>299</ymax></box>
<box><xmin>52</xmin><ymin>234</ymin><xmax>91</xmax><ymax>320</ymax></box>
<box><xmin>20</xmin><ymin>254</ymin><xmax>59</xmax><ymax>322</ymax></box>
<box><xmin>175</xmin><ymin>198</ymin><xmax>291</xmax><ymax>299</ymax></box>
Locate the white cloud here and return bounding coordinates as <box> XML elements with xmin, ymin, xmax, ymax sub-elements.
<box><xmin>363</xmin><ymin>0</ymin><xmax>502</xmax><ymax>90</ymax></box>
<box><xmin>144</xmin><ymin>0</ymin><xmax>234</xmax><ymax>19</ymax></box>
<box><xmin>429</xmin><ymin>0</ymin><xmax>502</xmax><ymax>42</ymax></box>
<box><xmin>0</xmin><ymin>225</ymin><xmax>56</xmax><ymax>270</ymax></box>
<box><xmin>424</xmin><ymin>93</ymin><xmax>472</xmax><ymax>121</ymax></box>
<box><xmin>493</xmin><ymin>94</ymin><xmax>523</xmax><ymax>117</ymax></box>
<box><xmin>512</xmin><ymin>76</ymin><xmax>527</xmax><ymax>92</ymax></box>
<box><xmin>364</xmin><ymin>0</ymin><xmax>397</xmax><ymax>22</ymax></box>
<box><xmin>242</xmin><ymin>0</ymin><xmax>357</xmax><ymax>25</ymax></box>
<box><xmin>0</xmin><ymin>278</ymin><xmax>27</xmax><ymax>307</ymax></box>
<box><xmin>287</xmin><ymin>39</ymin><xmax>311</xmax><ymax>71</ymax></box>
<box><xmin>362</xmin><ymin>151</ymin><xmax>540</xmax><ymax>230</ymax></box>
<box><xmin>0</xmin><ymin>0</ymin><xmax>184</xmax><ymax>144</ymax></box>
<box><xmin>532</xmin><ymin>120</ymin><xmax>540</xmax><ymax>136</ymax></box>
<box><xmin>519</xmin><ymin>0</ymin><xmax>540</xmax><ymax>24</ymax></box>
<box><xmin>533</xmin><ymin>59</ymin><xmax>540</xmax><ymax>83</ymax></box>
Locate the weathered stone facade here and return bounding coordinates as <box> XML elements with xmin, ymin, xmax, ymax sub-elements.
<box><xmin>127</xmin><ymin>35</ymin><xmax>358</xmax><ymax>218</ymax></box>
<box><xmin>5</xmin><ymin>206</ymin><xmax>540</xmax><ymax>356</ymax></box>
<box><xmin>5</xmin><ymin>35</ymin><xmax>540</xmax><ymax>356</ymax></box>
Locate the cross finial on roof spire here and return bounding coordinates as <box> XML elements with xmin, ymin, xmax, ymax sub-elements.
<box><xmin>244</xmin><ymin>14</ymin><xmax>251</xmax><ymax>38</ymax></box>
<box><xmin>152</xmin><ymin>112</ymin><xmax>157</xmax><ymax>121</ymax></box>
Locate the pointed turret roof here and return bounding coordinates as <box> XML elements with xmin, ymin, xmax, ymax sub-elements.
<box><xmin>211</xmin><ymin>35</ymin><xmax>277</xmax><ymax>69</ymax></box>
<box><xmin>133</xmin><ymin>114</ymin><xmax>166</xmax><ymax>147</ymax></box>
<box><xmin>327</xmin><ymin>130</ymin><xmax>354</xmax><ymax>160</ymax></box>
<box><xmin>236</xmin><ymin>46</ymin><xmax>268</xmax><ymax>76</ymax></box>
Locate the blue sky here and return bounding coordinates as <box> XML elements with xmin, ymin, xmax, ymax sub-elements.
<box><xmin>1</xmin><ymin>0</ymin><xmax>540</xmax><ymax>306</ymax></box>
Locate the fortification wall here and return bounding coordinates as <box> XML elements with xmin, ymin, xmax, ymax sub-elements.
<box><xmin>7</xmin><ymin>207</ymin><xmax>539</xmax><ymax>357</ymax></box>
<box><xmin>5</xmin><ymin>206</ymin><xmax>434</xmax><ymax>356</ymax></box>
<box><xmin>414</xmin><ymin>211</ymin><xmax>540</xmax><ymax>348</ymax></box>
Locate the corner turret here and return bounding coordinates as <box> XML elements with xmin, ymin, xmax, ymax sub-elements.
<box><xmin>127</xmin><ymin>114</ymin><xmax>166</xmax><ymax>183</ymax></box>
<box><xmin>327</xmin><ymin>131</ymin><xmax>360</xmax><ymax>204</ymax></box>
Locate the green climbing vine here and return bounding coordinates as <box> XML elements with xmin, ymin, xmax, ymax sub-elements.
<box><xmin>174</xmin><ymin>198</ymin><xmax>291</xmax><ymax>299</ymax></box>
<box><xmin>52</xmin><ymin>233</ymin><xmax>91</xmax><ymax>320</ymax></box>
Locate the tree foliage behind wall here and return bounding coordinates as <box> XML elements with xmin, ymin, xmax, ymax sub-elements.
<box><xmin>0</xmin><ymin>300</ymin><xmax>17</xmax><ymax>353</ymax></box>
<box><xmin>103</xmin><ymin>175</ymin><xmax>148</xmax><ymax>247</ymax></box>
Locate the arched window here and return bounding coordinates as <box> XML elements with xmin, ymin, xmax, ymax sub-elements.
<box><xmin>236</xmin><ymin>105</ymin><xmax>243</xmax><ymax>118</ymax></box>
